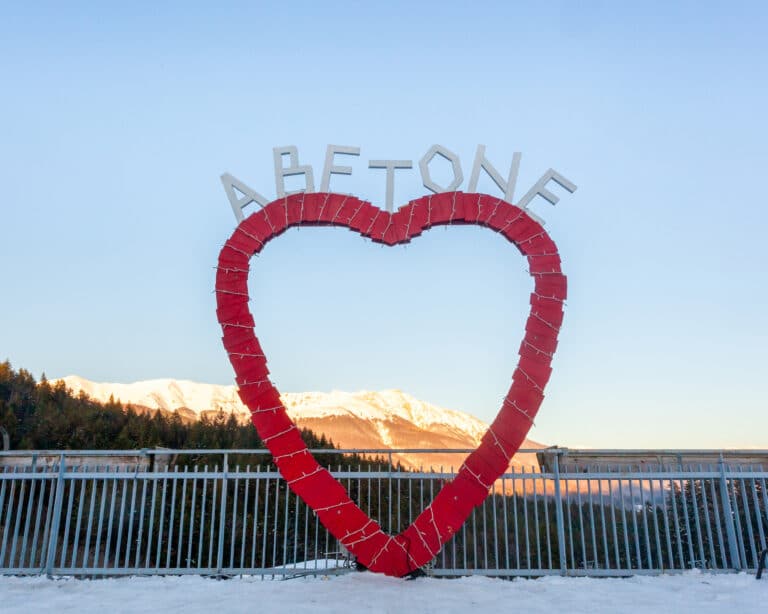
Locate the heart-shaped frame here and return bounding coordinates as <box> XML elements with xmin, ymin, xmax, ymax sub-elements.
<box><xmin>215</xmin><ymin>191</ymin><xmax>565</xmax><ymax>577</ymax></box>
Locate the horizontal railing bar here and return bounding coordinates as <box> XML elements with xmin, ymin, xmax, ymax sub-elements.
<box><xmin>558</xmin><ymin>471</ymin><xmax>756</xmax><ymax>479</ymax></box>
<box><xmin>2</xmin><ymin>567</ymin><xmax>753</xmax><ymax>578</ymax></box>
<box><xmin>556</xmin><ymin>449</ymin><xmax>768</xmax><ymax>456</ymax></box>
<box><xmin>3</xmin><ymin>470</ymin><xmax>767</xmax><ymax>480</ymax></box>
<box><xmin>3</xmin><ymin>471</ymin><xmax>768</xmax><ymax>483</ymax></box>
<box><xmin>0</xmin><ymin>474</ymin><xmax>59</xmax><ymax>481</ymax></box>
<box><xmin>26</xmin><ymin>567</ymin><xmax>352</xmax><ymax>576</ymax></box>
<box><xmin>3</xmin><ymin>447</ymin><xmax>768</xmax><ymax>457</ymax></box>
<box><xmin>431</xmin><ymin>569</ymin><xmax>568</xmax><ymax>577</ymax></box>
<box><xmin>0</xmin><ymin>448</ymin><xmax>484</xmax><ymax>457</ymax></box>
<box><xmin>432</xmin><ymin>568</ymin><xmax>749</xmax><ymax>576</ymax></box>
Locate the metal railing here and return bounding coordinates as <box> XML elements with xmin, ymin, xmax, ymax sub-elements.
<box><xmin>1</xmin><ymin>448</ymin><xmax>767</xmax><ymax>578</ymax></box>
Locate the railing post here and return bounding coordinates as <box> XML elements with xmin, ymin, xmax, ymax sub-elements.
<box><xmin>757</xmin><ymin>549</ymin><xmax>768</xmax><ymax>579</ymax></box>
<box><xmin>387</xmin><ymin>451</ymin><xmax>393</xmax><ymax>535</ymax></box>
<box><xmin>45</xmin><ymin>453</ymin><xmax>66</xmax><ymax>577</ymax></box>
<box><xmin>718</xmin><ymin>455</ymin><xmax>741</xmax><ymax>571</ymax></box>
<box><xmin>552</xmin><ymin>450</ymin><xmax>568</xmax><ymax>576</ymax></box>
<box><xmin>216</xmin><ymin>453</ymin><xmax>228</xmax><ymax>577</ymax></box>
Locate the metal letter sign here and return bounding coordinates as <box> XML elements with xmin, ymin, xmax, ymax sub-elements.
<box><xmin>221</xmin><ymin>144</ymin><xmax>576</xmax><ymax>222</ymax></box>
<box><xmin>216</xmin><ymin>147</ymin><xmax>574</xmax><ymax>575</ymax></box>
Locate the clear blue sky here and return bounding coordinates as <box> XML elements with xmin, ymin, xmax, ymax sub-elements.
<box><xmin>1</xmin><ymin>2</ymin><xmax>766</xmax><ymax>448</ymax></box>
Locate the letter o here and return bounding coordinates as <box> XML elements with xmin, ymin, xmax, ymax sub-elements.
<box><xmin>419</xmin><ymin>144</ymin><xmax>464</xmax><ymax>193</ymax></box>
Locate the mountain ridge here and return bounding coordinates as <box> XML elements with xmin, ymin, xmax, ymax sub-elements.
<box><xmin>56</xmin><ymin>375</ymin><xmax>545</xmax><ymax>471</ymax></box>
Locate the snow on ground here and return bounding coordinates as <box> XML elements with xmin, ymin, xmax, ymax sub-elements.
<box><xmin>2</xmin><ymin>572</ymin><xmax>768</xmax><ymax>614</ymax></box>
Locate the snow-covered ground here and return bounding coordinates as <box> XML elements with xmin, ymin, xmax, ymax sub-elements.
<box><xmin>2</xmin><ymin>572</ymin><xmax>767</xmax><ymax>613</ymax></box>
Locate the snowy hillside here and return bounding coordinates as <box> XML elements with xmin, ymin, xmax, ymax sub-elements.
<box><xmin>284</xmin><ymin>389</ymin><xmax>489</xmax><ymax>446</ymax></box>
<box><xmin>58</xmin><ymin>376</ymin><xmax>489</xmax><ymax>444</ymax></box>
<box><xmin>55</xmin><ymin>376</ymin><xmax>544</xmax><ymax>471</ymax></box>
<box><xmin>58</xmin><ymin>376</ymin><xmax>247</xmax><ymax>418</ymax></box>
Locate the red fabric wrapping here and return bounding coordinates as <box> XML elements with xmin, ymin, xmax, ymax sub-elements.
<box><xmin>236</xmin><ymin>380</ymin><xmax>275</xmax><ymax>403</ymax></box>
<box><xmin>268</xmin><ymin>430</ymin><xmax>309</xmax><ymax>460</ymax></box>
<box><xmin>217</xmin><ymin>246</ymin><xmax>249</xmax><ymax>270</ymax></box>
<box><xmin>215</xmin><ymin>265</ymin><xmax>248</xmax><ymax>283</ymax></box>
<box><xmin>387</xmin><ymin>222</ymin><xmax>412</xmax><ymax>245</ymax></box>
<box><xmin>475</xmin><ymin>195</ymin><xmax>502</xmax><ymax>225</ymax></box>
<box><xmin>390</xmin><ymin>208</ymin><xmax>410</xmax><ymax>229</ymax></box>
<box><xmin>272</xmin><ymin>447</ymin><xmax>317</xmax><ymax>480</ymax></box>
<box><xmin>321</xmin><ymin>193</ymin><xmax>348</xmax><ymax>223</ymax></box>
<box><xmin>236</xmin><ymin>225</ymin><xmax>266</xmax><ymax>252</ymax></box>
<box><xmin>480</xmin><ymin>428</ymin><xmax>516</xmax><ymax>470</ymax></box>
<box><xmin>316</xmin><ymin>497</ymin><xmax>377</xmax><ymax>536</ymax></box>
<box><xmin>399</xmin><ymin>525</ymin><xmax>440</xmax><ymax>569</ymax></box>
<box><xmin>233</xmin><ymin>360</ymin><xmax>270</xmax><ymax>386</ymax></box>
<box><xmin>487</xmin><ymin>202</ymin><xmax>522</xmax><ymax>230</ymax></box>
<box><xmin>507</xmin><ymin>379</ymin><xmax>545</xmax><ymax>413</ymax></box>
<box><xmin>215</xmin><ymin>273</ymin><xmax>247</xmax><ymax>295</ymax></box>
<box><xmin>225</xmin><ymin>340</ymin><xmax>263</xmax><ymax>361</ymax></box>
<box><xmin>238</xmin><ymin>378</ymin><xmax>279</xmax><ymax>404</ymax></box>
<box><xmin>427</xmin><ymin>193</ymin><xmax>454</xmax><ymax>223</ymax></box>
<box><xmin>216</xmin><ymin>301</ymin><xmax>254</xmax><ymax>328</ymax></box>
<box><xmin>448</xmin><ymin>191</ymin><xmax>466</xmax><ymax>222</ymax></box>
<box><xmin>263</xmin><ymin>199</ymin><xmax>288</xmax><ymax>234</ymax></box>
<box><xmin>523</xmin><ymin>233</ymin><xmax>558</xmax><ymax>255</ymax></box>
<box><xmin>500</xmin><ymin>213</ymin><xmax>542</xmax><ymax>243</ymax></box>
<box><xmin>530</xmin><ymin>291</ymin><xmax>564</xmax><ymax>310</ymax></box>
<box><xmin>215</xmin><ymin>192</ymin><xmax>565</xmax><ymax>578</ymax></box>
<box><xmin>348</xmin><ymin>201</ymin><xmax>378</xmax><ymax>233</ymax></box>
<box><xmin>518</xmin><ymin>340</ymin><xmax>551</xmax><ymax>365</ymax></box>
<box><xmin>313</xmin><ymin>193</ymin><xmax>334</xmax><ymax>222</ymax></box>
<box><xmin>405</xmin><ymin>199</ymin><xmax>429</xmax><ymax>234</ymax></box>
<box><xmin>381</xmin><ymin>224</ymin><xmax>397</xmax><ymax>246</ymax></box>
<box><xmin>408</xmin><ymin>196</ymin><xmax>432</xmax><ymax>228</ymax></box>
<box><xmin>298</xmin><ymin>193</ymin><xmax>320</xmax><ymax>222</ymax></box>
<box><xmin>525</xmin><ymin>315</ymin><xmax>560</xmax><ymax>341</ymax></box>
<box><xmin>528</xmin><ymin>254</ymin><xmax>562</xmax><ymax>274</ymax></box>
<box><xmin>429</xmin><ymin>479</ymin><xmax>479</xmax><ymax>532</ymax></box>
<box><xmin>459</xmin><ymin>192</ymin><xmax>479</xmax><ymax>221</ymax></box>
<box><xmin>221</xmin><ymin>324</ymin><xmax>255</xmax><ymax>346</ymax></box>
<box><xmin>240</xmin><ymin>214</ymin><xmax>274</xmax><ymax>244</ymax></box>
<box><xmin>489</xmin><ymin>390</ymin><xmax>544</xmax><ymax>449</ymax></box>
<box><xmin>489</xmin><ymin>411</ymin><xmax>531</xmax><ymax>453</ymax></box>
<box><xmin>215</xmin><ymin>268</ymin><xmax>248</xmax><ymax>292</ymax></box>
<box><xmin>334</xmin><ymin>196</ymin><xmax>362</xmax><ymax>225</ymax></box>
<box><xmin>524</xmin><ymin>234</ymin><xmax>557</xmax><ymax>255</ymax></box>
<box><xmin>516</xmin><ymin>358</ymin><xmax>553</xmax><ymax>390</ymax></box>
<box><xmin>291</xmin><ymin>469</ymin><xmax>351</xmax><ymax>511</ymax></box>
<box><xmin>531</xmin><ymin>301</ymin><xmax>565</xmax><ymax>329</ymax></box>
<box><xmin>225</xmin><ymin>231</ymin><xmax>258</xmax><ymax>255</ymax></box>
<box><xmin>217</xmin><ymin>301</ymin><xmax>250</xmax><ymax>323</ymax></box>
<box><xmin>534</xmin><ymin>274</ymin><xmax>568</xmax><ymax>300</ymax></box>
<box><xmin>462</xmin><ymin>445</ymin><xmax>509</xmax><ymax>485</ymax></box>
<box><xmin>446</xmin><ymin>469</ymin><xmax>493</xmax><ymax>508</ymax></box>
<box><xmin>250</xmin><ymin>406</ymin><xmax>295</xmax><ymax>440</ymax></box>
<box><xmin>366</xmin><ymin>210</ymin><xmax>390</xmax><ymax>242</ymax></box>
<box><xmin>241</xmin><ymin>223</ymin><xmax>272</xmax><ymax>254</ymax></box>
<box><xmin>530</xmin><ymin>286</ymin><xmax>566</xmax><ymax>327</ymax></box>
<box><xmin>524</xmin><ymin>331</ymin><xmax>559</xmax><ymax>355</ymax></box>
<box><xmin>286</xmin><ymin>196</ymin><xmax>304</xmax><ymax>225</ymax></box>
<box><xmin>216</xmin><ymin>287</ymin><xmax>245</xmax><ymax>309</ymax></box>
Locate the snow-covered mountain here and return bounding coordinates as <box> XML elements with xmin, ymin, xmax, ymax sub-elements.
<box><xmin>56</xmin><ymin>376</ymin><xmax>544</xmax><ymax>471</ymax></box>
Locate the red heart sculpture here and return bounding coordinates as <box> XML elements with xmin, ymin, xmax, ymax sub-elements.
<box><xmin>216</xmin><ymin>191</ymin><xmax>565</xmax><ymax>577</ymax></box>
